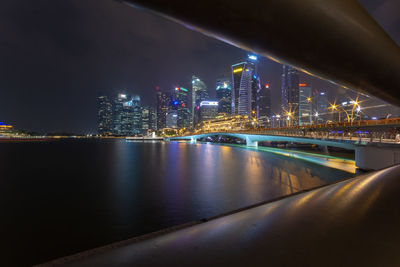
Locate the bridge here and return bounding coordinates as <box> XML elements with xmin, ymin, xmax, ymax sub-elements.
<box><xmin>172</xmin><ymin>127</ymin><xmax>400</xmax><ymax>171</ymax></box>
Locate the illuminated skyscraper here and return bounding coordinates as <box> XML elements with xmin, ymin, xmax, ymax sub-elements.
<box><xmin>251</xmin><ymin>74</ymin><xmax>261</xmax><ymax>119</ymax></box>
<box><xmin>315</xmin><ymin>90</ymin><xmax>328</xmax><ymax>123</ymax></box>
<box><xmin>298</xmin><ymin>84</ymin><xmax>312</xmax><ymax>125</ymax></box>
<box><xmin>192</xmin><ymin>76</ymin><xmax>209</xmax><ymax>126</ymax></box>
<box><xmin>142</xmin><ymin>106</ymin><xmax>157</xmax><ymax>134</ymax></box>
<box><xmin>216</xmin><ymin>77</ymin><xmax>232</xmax><ymax>114</ymax></box>
<box><xmin>97</xmin><ymin>96</ymin><xmax>113</xmax><ymax>135</ymax></box>
<box><xmin>120</xmin><ymin>101</ymin><xmax>135</xmax><ymax>136</ymax></box>
<box><xmin>173</xmin><ymin>87</ymin><xmax>190</xmax><ymax>128</ymax></box>
<box><xmin>281</xmin><ymin>65</ymin><xmax>300</xmax><ymax>119</ymax></box>
<box><xmin>156</xmin><ymin>88</ymin><xmax>171</xmax><ymax>130</ymax></box>
<box><xmin>199</xmin><ymin>101</ymin><xmax>219</xmax><ymax>122</ymax></box>
<box><xmin>120</xmin><ymin>95</ymin><xmax>141</xmax><ymax>136</ymax></box>
<box><xmin>166</xmin><ymin>110</ymin><xmax>178</xmax><ymax>128</ymax></box>
<box><xmin>258</xmin><ymin>83</ymin><xmax>272</xmax><ymax>127</ymax></box>
<box><xmin>231</xmin><ymin>55</ymin><xmax>259</xmax><ymax>116</ymax></box>
<box><xmin>113</xmin><ymin>93</ymin><xmax>128</xmax><ymax>135</ymax></box>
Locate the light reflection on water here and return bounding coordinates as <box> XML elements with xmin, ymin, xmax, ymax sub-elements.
<box><xmin>0</xmin><ymin>139</ymin><xmax>354</xmax><ymax>266</ymax></box>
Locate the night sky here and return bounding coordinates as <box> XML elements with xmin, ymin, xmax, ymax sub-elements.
<box><xmin>0</xmin><ymin>0</ymin><xmax>399</xmax><ymax>133</ymax></box>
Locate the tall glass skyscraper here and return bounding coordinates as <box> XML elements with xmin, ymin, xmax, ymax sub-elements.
<box><xmin>120</xmin><ymin>101</ymin><xmax>135</xmax><ymax>136</ymax></box>
<box><xmin>258</xmin><ymin>83</ymin><xmax>272</xmax><ymax>127</ymax></box>
<box><xmin>298</xmin><ymin>84</ymin><xmax>312</xmax><ymax>125</ymax></box>
<box><xmin>199</xmin><ymin>101</ymin><xmax>219</xmax><ymax>122</ymax></box>
<box><xmin>216</xmin><ymin>78</ymin><xmax>232</xmax><ymax>114</ymax></box>
<box><xmin>281</xmin><ymin>65</ymin><xmax>300</xmax><ymax>118</ymax></box>
<box><xmin>142</xmin><ymin>106</ymin><xmax>157</xmax><ymax>134</ymax></box>
<box><xmin>231</xmin><ymin>55</ymin><xmax>259</xmax><ymax>116</ymax></box>
<box><xmin>192</xmin><ymin>76</ymin><xmax>209</xmax><ymax>127</ymax></box>
<box><xmin>173</xmin><ymin>87</ymin><xmax>190</xmax><ymax>128</ymax></box>
<box><xmin>113</xmin><ymin>93</ymin><xmax>128</xmax><ymax>135</ymax></box>
<box><xmin>97</xmin><ymin>96</ymin><xmax>113</xmax><ymax>135</ymax></box>
<box><xmin>251</xmin><ymin>74</ymin><xmax>261</xmax><ymax>119</ymax></box>
<box><xmin>156</xmin><ymin>88</ymin><xmax>171</xmax><ymax>130</ymax></box>
<box><xmin>166</xmin><ymin>110</ymin><xmax>178</xmax><ymax>128</ymax></box>
<box><xmin>315</xmin><ymin>90</ymin><xmax>328</xmax><ymax>123</ymax></box>
<box><xmin>120</xmin><ymin>95</ymin><xmax>141</xmax><ymax>136</ymax></box>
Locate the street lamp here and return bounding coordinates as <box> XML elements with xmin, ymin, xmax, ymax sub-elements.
<box><xmin>329</xmin><ymin>102</ymin><xmax>341</xmax><ymax>123</ymax></box>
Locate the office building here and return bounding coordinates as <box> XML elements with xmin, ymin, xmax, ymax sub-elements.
<box><xmin>231</xmin><ymin>55</ymin><xmax>259</xmax><ymax>116</ymax></box>
<box><xmin>142</xmin><ymin>106</ymin><xmax>157</xmax><ymax>134</ymax></box>
<box><xmin>298</xmin><ymin>84</ymin><xmax>312</xmax><ymax>125</ymax></box>
<box><xmin>281</xmin><ymin>65</ymin><xmax>300</xmax><ymax>121</ymax></box>
<box><xmin>120</xmin><ymin>95</ymin><xmax>141</xmax><ymax>136</ymax></box>
<box><xmin>258</xmin><ymin>83</ymin><xmax>272</xmax><ymax>127</ymax></box>
<box><xmin>173</xmin><ymin>87</ymin><xmax>190</xmax><ymax>128</ymax></box>
<box><xmin>315</xmin><ymin>90</ymin><xmax>328</xmax><ymax>123</ymax></box>
<box><xmin>192</xmin><ymin>76</ymin><xmax>209</xmax><ymax>126</ymax></box>
<box><xmin>97</xmin><ymin>96</ymin><xmax>113</xmax><ymax>135</ymax></box>
<box><xmin>166</xmin><ymin>110</ymin><xmax>178</xmax><ymax>128</ymax></box>
<box><xmin>199</xmin><ymin>101</ymin><xmax>218</xmax><ymax>122</ymax></box>
<box><xmin>156</xmin><ymin>88</ymin><xmax>171</xmax><ymax>130</ymax></box>
<box><xmin>113</xmin><ymin>93</ymin><xmax>128</xmax><ymax>135</ymax></box>
<box><xmin>216</xmin><ymin>78</ymin><xmax>232</xmax><ymax>114</ymax></box>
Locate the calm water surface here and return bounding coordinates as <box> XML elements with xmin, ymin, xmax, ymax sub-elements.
<box><xmin>0</xmin><ymin>139</ymin><xmax>354</xmax><ymax>266</ymax></box>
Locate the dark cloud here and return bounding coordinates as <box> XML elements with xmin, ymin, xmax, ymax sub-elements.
<box><xmin>0</xmin><ymin>0</ymin><xmax>398</xmax><ymax>133</ymax></box>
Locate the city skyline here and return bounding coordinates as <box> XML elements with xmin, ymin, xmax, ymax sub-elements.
<box><xmin>0</xmin><ymin>0</ymin><xmax>399</xmax><ymax>133</ymax></box>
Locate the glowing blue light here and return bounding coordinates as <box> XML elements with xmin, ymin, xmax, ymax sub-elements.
<box><xmin>253</xmin><ymin>75</ymin><xmax>257</xmax><ymax>79</ymax></box>
<box><xmin>248</xmin><ymin>55</ymin><xmax>257</xmax><ymax>61</ymax></box>
<box><xmin>173</xmin><ymin>101</ymin><xmax>179</xmax><ymax>106</ymax></box>
<box><xmin>123</xmin><ymin>100</ymin><xmax>133</xmax><ymax>107</ymax></box>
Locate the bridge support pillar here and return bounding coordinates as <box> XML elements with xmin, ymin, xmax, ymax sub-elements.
<box><xmin>246</xmin><ymin>136</ymin><xmax>258</xmax><ymax>147</ymax></box>
<box><xmin>356</xmin><ymin>145</ymin><xmax>400</xmax><ymax>171</ymax></box>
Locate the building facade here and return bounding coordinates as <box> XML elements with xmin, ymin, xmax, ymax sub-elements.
<box><xmin>120</xmin><ymin>95</ymin><xmax>141</xmax><ymax>136</ymax></box>
<box><xmin>97</xmin><ymin>96</ymin><xmax>113</xmax><ymax>135</ymax></box>
<box><xmin>298</xmin><ymin>84</ymin><xmax>312</xmax><ymax>125</ymax></box>
<box><xmin>315</xmin><ymin>90</ymin><xmax>328</xmax><ymax>123</ymax></box>
<box><xmin>192</xmin><ymin>76</ymin><xmax>209</xmax><ymax>127</ymax></box>
<box><xmin>113</xmin><ymin>94</ymin><xmax>128</xmax><ymax>135</ymax></box>
<box><xmin>199</xmin><ymin>101</ymin><xmax>219</xmax><ymax>123</ymax></box>
<box><xmin>156</xmin><ymin>89</ymin><xmax>171</xmax><ymax>130</ymax></box>
<box><xmin>142</xmin><ymin>106</ymin><xmax>157</xmax><ymax>134</ymax></box>
<box><xmin>173</xmin><ymin>87</ymin><xmax>190</xmax><ymax>128</ymax></box>
<box><xmin>258</xmin><ymin>83</ymin><xmax>272</xmax><ymax>127</ymax></box>
<box><xmin>281</xmin><ymin>65</ymin><xmax>300</xmax><ymax>121</ymax></box>
<box><xmin>216</xmin><ymin>78</ymin><xmax>232</xmax><ymax>115</ymax></box>
<box><xmin>166</xmin><ymin>110</ymin><xmax>178</xmax><ymax>128</ymax></box>
<box><xmin>231</xmin><ymin>55</ymin><xmax>259</xmax><ymax>117</ymax></box>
